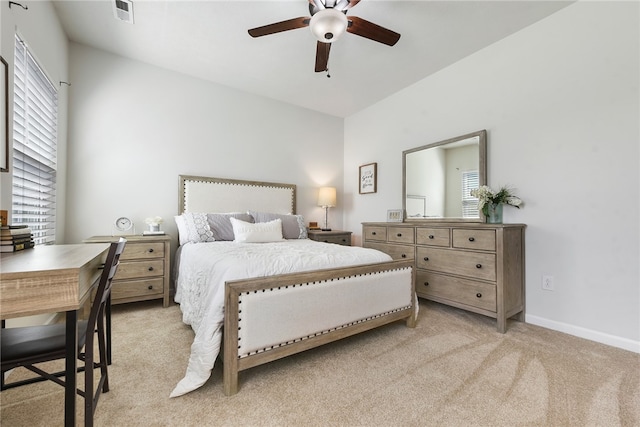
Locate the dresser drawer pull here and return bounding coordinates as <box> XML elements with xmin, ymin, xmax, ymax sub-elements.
<box><xmin>323</xmin><ymin>240</ymin><xmax>329</xmax><ymax>243</ymax></box>
<box><xmin>423</xmin><ymin>257</ymin><xmax>429</xmax><ymax>261</ymax></box>
<box><xmin>148</xmin><ymin>285</ymin><xmax>153</xmax><ymax>290</ymax></box>
<box><xmin>397</xmin><ymin>233</ymin><xmax>402</xmax><ymax>237</ymax></box>
<box><xmin>372</xmin><ymin>232</ymin><xmax>377</xmax><ymax>235</ymax></box>
<box><xmin>476</xmin><ymin>264</ymin><xmax>482</xmax><ymax>269</ymax></box>
<box><xmin>468</xmin><ymin>237</ymin><xmax>475</xmax><ymax>242</ymax></box>
<box><xmin>476</xmin><ymin>293</ymin><xmax>482</xmax><ymax>298</ymax></box>
<box><xmin>148</xmin><ymin>248</ymin><xmax>154</xmax><ymax>253</ymax></box>
<box><xmin>423</xmin><ymin>282</ymin><xmax>429</xmax><ymax>287</ymax></box>
<box><xmin>428</xmin><ymin>235</ymin><xmax>434</xmax><ymax>239</ymax></box>
<box><xmin>401</xmin><ymin>254</ymin><xmax>407</xmax><ymax>258</ymax></box>
<box><xmin>148</xmin><ymin>266</ymin><xmax>154</xmax><ymax>271</ymax></box>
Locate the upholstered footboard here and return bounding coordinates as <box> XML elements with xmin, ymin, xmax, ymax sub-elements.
<box><xmin>222</xmin><ymin>259</ymin><xmax>415</xmax><ymax>395</ymax></box>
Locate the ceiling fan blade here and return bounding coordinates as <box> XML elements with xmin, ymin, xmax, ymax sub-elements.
<box><xmin>315</xmin><ymin>41</ymin><xmax>331</xmax><ymax>72</ymax></box>
<box><xmin>347</xmin><ymin>16</ymin><xmax>400</xmax><ymax>46</ymax></box>
<box><xmin>335</xmin><ymin>0</ymin><xmax>361</xmax><ymax>11</ymax></box>
<box><xmin>248</xmin><ymin>17</ymin><xmax>310</xmax><ymax>38</ymax></box>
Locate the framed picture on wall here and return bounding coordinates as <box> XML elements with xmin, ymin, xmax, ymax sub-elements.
<box><xmin>1</xmin><ymin>56</ymin><xmax>8</xmax><ymax>173</ymax></box>
<box><xmin>359</xmin><ymin>162</ymin><xmax>377</xmax><ymax>194</ymax></box>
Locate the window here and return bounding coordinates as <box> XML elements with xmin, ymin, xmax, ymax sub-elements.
<box><xmin>12</xmin><ymin>35</ymin><xmax>58</xmax><ymax>245</ymax></box>
<box><xmin>461</xmin><ymin>170</ymin><xmax>479</xmax><ymax>218</ymax></box>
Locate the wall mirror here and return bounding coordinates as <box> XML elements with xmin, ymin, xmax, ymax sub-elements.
<box><xmin>403</xmin><ymin>130</ymin><xmax>486</xmax><ymax>221</ymax></box>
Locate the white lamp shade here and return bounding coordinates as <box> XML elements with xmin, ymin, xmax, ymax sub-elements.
<box><xmin>318</xmin><ymin>187</ymin><xmax>337</xmax><ymax>207</ymax></box>
<box><xmin>309</xmin><ymin>9</ymin><xmax>348</xmax><ymax>43</ymax></box>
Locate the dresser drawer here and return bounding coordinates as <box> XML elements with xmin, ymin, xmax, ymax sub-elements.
<box><xmin>112</xmin><ymin>277</ymin><xmax>164</xmax><ymax>300</ymax></box>
<box><xmin>387</xmin><ymin>227</ymin><xmax>415</xmax><ymax>244</ymax></box>
<box><xmin>416</xmin><ymin>227</ymin><xmax>451</xmax><ymax>247</ymax></box>
<box><xmin>363</xmin><ymin>226</ymin><xmax>387</xmax><ymax>242</ymax></box>
<box><xmin>416</xmin><ymin>271</ymin><xmax>496</xmax><ymax>312</ymax></box>
<box><xmin>364</xmin><ymin>242</ymin><xmax>414</xmax><ymax>261</ymax></box>
<box><xmin>120</xmin><ymin>242</ymin><xmax>165</xmax><ymax>260</ymax></box>
<box><xmin>452</xmin><ymin>229</ymin><xmax>496</xmax><ymax>251</ymax></box>
<box><xmin>114</xmin><ymin>259</ymin><xmax>165</xmax><ymax>280</ymax></box>
<box><xmin>416</xmin><ymin>247</ymin><xmax>496</xmax><ymax>281</ymax></box>
<box><xmin>316</xmin><ymin>235</ymin><xmax>351</xmax><ymax>246</ymax></box>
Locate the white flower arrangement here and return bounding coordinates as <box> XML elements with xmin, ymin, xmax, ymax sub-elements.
<box><xmin>144</xmin><ymin>216</ymin><xmax>163</xmax><ymax>226</ymax></box>
<box><xmin>470</xmin><ymin>185</ymin><xmax>523</xmax><ymax>217</ymax></box>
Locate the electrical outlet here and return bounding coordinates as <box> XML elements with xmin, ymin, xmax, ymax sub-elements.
<box><xmin>542</xmin><ymin>275</ymin><xmax>554</xmax><ymax>291</ymax></box>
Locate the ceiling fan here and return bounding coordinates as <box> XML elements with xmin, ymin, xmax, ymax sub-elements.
<box><xmin>248</xmin><ymin>0</ymin><xmax>400</xmax><ymax>74</ymax></box>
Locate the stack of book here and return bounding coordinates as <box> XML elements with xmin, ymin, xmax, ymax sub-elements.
<box><xmin>1</xmin><ymin>225</ymin><xmax>35</xmax><ymax>253</ymax></box>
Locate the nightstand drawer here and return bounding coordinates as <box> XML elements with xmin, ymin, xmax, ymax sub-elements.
<box><xmin>416</xmin><ymin>271</ymin><xmax>496</xmax><ymax>312</ymax></box>
<box><xmin>121</xmin><ymin>242</ymin><xmax>165</xmax><ymax>260</ymax></box>
<box><xmin>416</xmin><ymin>247</ymin><xmax>496</xmax><ymax>281</ymax></box>
<box><xmin>316</xmin><ymin>235</ymin><xmax>351</xmax><ymax>245</ymax></box>
<box><xmin>114</xmin><ymin>259</ymin><xmax>164</xmax><ymax>280</ymax></box>
<box><xmin>112</xmin><ymin>277</ymin><xmax>164</xmax><ymax>300</ymax></box>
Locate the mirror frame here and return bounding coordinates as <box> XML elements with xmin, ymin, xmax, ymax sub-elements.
<box><xmin>402</xmin><ymin>129</ymin><xmax>487</xmax><ymax>222</ymax></box>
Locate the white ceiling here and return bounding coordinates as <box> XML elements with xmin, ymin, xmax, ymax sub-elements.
<box><xmin>52</xmin><ymin>0</ymin><xmax>573</xmax><ymax>118</ymax></box>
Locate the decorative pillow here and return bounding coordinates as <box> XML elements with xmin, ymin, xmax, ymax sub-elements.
<box><xmin>230</xmin><ymin>217</ymin><xmax>283</xmax><ymax>243</ymax></box>
<box><xmin>206</xmin><ymin>213</ymin><xmax>254</xmax><ymax>241</ymax></box>
<box><xmin>174</xmin><ymin>213</ymin><xmax>215</xmax><ymax>245</ymax></box>
<box><xmin>248</xmin><ymin>211</ymin><xmax>307</xmax><ymax>239</ymax></box>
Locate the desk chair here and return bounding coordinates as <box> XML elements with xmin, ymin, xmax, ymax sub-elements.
<box><xmin>1</xmin><ymin>238</ymin><xmax>126</xmax><ymax>426</ymax></box>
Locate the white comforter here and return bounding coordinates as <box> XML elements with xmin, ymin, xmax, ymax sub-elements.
<box><xmin>170</xmin><ymin>239</ymin><xmax>392</xmax><ymax>397</ymax></box>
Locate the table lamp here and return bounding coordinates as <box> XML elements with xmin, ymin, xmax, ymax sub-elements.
<box><xmin>317</xmin><ymin>187</ymin><xmax>337</xmax><ymax>231</ymax></box>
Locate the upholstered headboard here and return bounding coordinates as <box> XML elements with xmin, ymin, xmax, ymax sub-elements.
<box><xmin>178</xmin><ymin>175</ymin><xmax>296</xmax><ymax>215</ymax></box>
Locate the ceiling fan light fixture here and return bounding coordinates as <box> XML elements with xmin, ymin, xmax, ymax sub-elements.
<box><xmin>310</xmin><ymin>9</ymin><xmax>348</xmax><ymax>43</ymax></box>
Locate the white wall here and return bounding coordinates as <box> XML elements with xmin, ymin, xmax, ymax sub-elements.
<box><xmin>344</xmin><ymin>1</ymin><xmax>639</xmax><ymax>351</ymax></box>
<box><xmin>65</xmin><ymin>43</ymin><xmax>344</xmax><ymax>247</ymax></box>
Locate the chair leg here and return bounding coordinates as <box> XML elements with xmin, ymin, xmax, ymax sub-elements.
<box><xmin>96</xmin><ymin>317</ymin><xmax>109</xmax><ymax>393</ymax></box>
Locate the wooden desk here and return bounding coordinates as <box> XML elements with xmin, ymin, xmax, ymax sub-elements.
<box><xmin>0</xmin><ymin>243</ymin><xmax>110</xmax><ymax>427</ymax></box>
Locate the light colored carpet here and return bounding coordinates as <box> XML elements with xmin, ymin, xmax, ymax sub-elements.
<box><xmin>1</xmin><ymin>299</ymin><xmax>639</xmax><ymax>426</ymax></box>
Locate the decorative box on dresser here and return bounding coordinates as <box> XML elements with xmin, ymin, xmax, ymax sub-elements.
<box><xmin>363</xmin><ymin>222</ymin><xmax>525</xmax><ymax>333</ymax></box>
<box><xmin>84</xmin><ymin>235</ymin><xmax>171</xmax><ymax>307</ymax></box>
<box><xmin>307</xmin><ymin>229</ymin><xmax>352</xmax><ymax>246</ymax></box>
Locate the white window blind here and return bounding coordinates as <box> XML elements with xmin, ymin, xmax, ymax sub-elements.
<box><xmin>12</xmin><ymin>35</ymin><xmax>58</xmax><ymax>245</ymax></box>
<box><xmin>461</xmin><ymin>170</ymin><xmax>479</xmax><ymax>218</ymax></box>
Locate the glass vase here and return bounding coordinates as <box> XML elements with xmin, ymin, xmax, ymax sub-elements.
<box><xmin>486</xmin><ymin>203</ymin><xmax>503</xmax><ymax>224</ymax></box>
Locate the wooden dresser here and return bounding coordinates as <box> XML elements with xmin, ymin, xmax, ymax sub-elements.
<box><xmin>363</xmin><ymin>222</ymin><xmax>525</xmax><ymax>333</ymax></box>
<box><xmin>84</xmin><ymin>235</ymin><xmax>171</xmax><ymax>307</ymax></box>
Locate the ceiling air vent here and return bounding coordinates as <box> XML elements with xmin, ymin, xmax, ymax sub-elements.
<box><xmin>113</xmin><ymin>0</ymin><xmax>134</xmax><ymax>24</ymax></box>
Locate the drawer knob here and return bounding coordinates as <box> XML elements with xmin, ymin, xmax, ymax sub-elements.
<box><xmin>148</xmin><ymin>285</ymin><xmax>153</xmax><ymax>290</ymax></box>
<box><xmin>423</xmin><ymin>282</ymin><xmax>429</xmax><ymax>287</ymax></box>
<box><xmin>423</xmin><ymin>257</ymin><xmax>429</xmax><ymax>261</ymax></box>
<box><xmin>428</xmin><ymin>235</ymin><xmax>434</xmax><ymax>239</ymax></box>
<box><xmin>397</xmin><ymin>233</ymin><xmax>402</xmax><ymax>237</ymax></box>
<box><xmin>476</xmin><ymin>293</ymin><xmax>482</xmax><ymax>298</ymax></box>
<box><xmin>148</xmin><ymin>266</ymin><xmax>154</xmax><ymax>271</ymax></box>
<box><xmin>148</xmin><ymin>248</ymin><xmax>154</xmax><ymax>253</ymax></box>
<box><xmin>468</xmin><ymin>237</ymin><xmax>475</xmax><ymax>242</ymax></box>
<box><xmin>401</xmin><ymin>254</ymin><xmax>407</xmax><ymax>258</ymax></box>
<box><xmin>323</xmin><ymin>240</ymin><xmax>329</xmax><ymax>243</ymax></box>
<box><xmin>372</xmin><ymin>232</ymin><xmax>377</xmax><ymax>235</ymax></box>
<box><xmin>476</xmin><ymin>264</ymin><xmax>482</xmax><ymax>269</ymax></box>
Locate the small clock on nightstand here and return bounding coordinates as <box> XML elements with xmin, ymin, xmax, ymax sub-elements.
<box><xmin>113</xmin><ymin>216</ymin><xmax>135</xmax><ymax>236</ymax></box>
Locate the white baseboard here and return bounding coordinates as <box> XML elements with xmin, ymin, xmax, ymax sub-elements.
<box><xmin>526</xmin><ymin>314</ymin><xmax>640</xmax><ymax>354</ymax></box>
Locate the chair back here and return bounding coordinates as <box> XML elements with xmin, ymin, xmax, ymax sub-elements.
<box><xmin>86</xmin><ymin>238</ymin><xmax>126</xmax><ymax>331</ymax></box>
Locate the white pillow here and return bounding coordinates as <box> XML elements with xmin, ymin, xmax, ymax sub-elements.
<box><xmin>174</xmin><ymin>213</ymin><xmax>215</xmax><ymax>245</ymax></box>
<box><xmin>248</xmin><ymin>211</ymin><xmax>307</xmax><ymax>239</ymax></box>
<box><xmin>230</xmin><ymin>217</ymin><xmax>283</xmax><ymax>243</ymax></box>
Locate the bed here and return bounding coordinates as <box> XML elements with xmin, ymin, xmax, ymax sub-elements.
<box><xmin>171</xmin><ymin>175</ymin><xmax>416</xmax><ymax>397</ymax></box>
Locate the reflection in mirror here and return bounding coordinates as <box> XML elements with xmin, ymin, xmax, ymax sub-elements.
<box><xmin>403</xmin><ymin>130</ymin><xmax>486</xmax><ymax>221</ymax></box>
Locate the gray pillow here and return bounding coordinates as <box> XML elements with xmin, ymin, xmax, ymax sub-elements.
<box><xmin>206</xmin><ymin>213</ymin><xmax>254</xmax><ymax>241</ymax></box>
<box><xmin>249</xmin><ymin>211</ymin><xmax>307</xmax><ymax>239</ymax></box>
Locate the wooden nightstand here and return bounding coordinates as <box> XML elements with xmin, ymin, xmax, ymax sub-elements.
<box><xmin>84</xmin><ymin>235</ymin><xmax>171</xmax><ymax>307</ymax></box>
<box><xmin>307</xmin><ymin>230</ymin><xmax>352</xmax><ymax>246</ymax></box>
